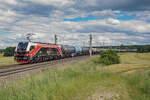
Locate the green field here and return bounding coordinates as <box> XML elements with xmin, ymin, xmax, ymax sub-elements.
<box><xmin>0</xmin><ymin>53</ymin><xmax>17</xmax><ymax>66</ymax></box>
<box><xmin>0</xmin><ymin>53</ymin><xmax>150</xmax><ymax>100</ymax></box>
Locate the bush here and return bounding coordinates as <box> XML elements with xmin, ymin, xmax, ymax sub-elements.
<box><xmin>99</xmin><ymin>49</ymin><xmax>120</xmax><ymax>65</ymax></box>
<box><xmin>3</xmin><ymin>47</ymin><xmax>15</xmax><ymax>57</ymax></box>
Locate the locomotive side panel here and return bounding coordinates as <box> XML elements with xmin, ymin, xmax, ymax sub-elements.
<box><xmin>28</xmin><ymin>44</ymin><xmax>63</xmax><ymax>63</ymax></box>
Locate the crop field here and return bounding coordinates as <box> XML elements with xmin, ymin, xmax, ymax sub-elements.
<box><xmin>0</xmin><ymin>54</ymin><xmax>17</xmax><ymax>66</ymax></box>
<box><xmin>0</xmin><ymin>53</ymin><xmax>150</xmax><ymax>100</ymax></box>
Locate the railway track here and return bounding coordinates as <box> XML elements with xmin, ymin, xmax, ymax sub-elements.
<box><xmin>0</xmin><ymin>56</ymin><xmax>89</xmax><ymax>77</ymax></box>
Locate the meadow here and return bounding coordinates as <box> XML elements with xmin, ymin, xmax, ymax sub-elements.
<box><xmin>0</xmin><ymin>53</ymin><xmax>149</xmax><ymax>100</ymax></box>
<box><xmin>0</xmin><ymin>53</ymin><xmax>17</xmax><ymax>66</ymax></box>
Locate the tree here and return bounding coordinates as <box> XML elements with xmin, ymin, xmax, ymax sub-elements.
<box><xmin>0</xmin><ymin>49</ymin><xmax>4</xmax><ymax>54</ymax></box>
<box><xmin>120</xmin><ymin>44</ymin><xmax>125</xmax><ymax>49</ymax></box>
<box><xmin>128</xmin><ymin>45</ymin><xmax>135</xmax><ymax>49</ymax></box>
<box><xmin>137</xmin><ymin>46</ymin><xmax>144</xmax><ymax>53</ymax></box>
<box><xmin>99</xmin><ymin>49</ymin><xmax>120</xmax><ymax>65</ymax></box>
<box><xmin>3</xmin><ymin>47</ymin><xmax>16</xmax><ymax>57</ymax></box>
<box><xmin>137</xmin><ymin>45</ymin><xmax>150</xmax><ymax>53</ymax></box>
<box><xmin>148</xmin><ymin>46</ymin><xmax>150</xmax><ymax>52</ymax></box>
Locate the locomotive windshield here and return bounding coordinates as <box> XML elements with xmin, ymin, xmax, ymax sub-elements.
<box><xmin>17</xmin><ymin>42</ymin><xmax>28</xmax><ymax>50</ymax></box>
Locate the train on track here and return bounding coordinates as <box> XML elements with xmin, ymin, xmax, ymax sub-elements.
<box><xmin>14</xmin><ymin>42</ymin><xmax>98</xmax><ymax>64</ymax></box>
<box><xmin>14</xmin><ymin>42</ymin><xmax>137</xmax><ymax>64</ymax></box>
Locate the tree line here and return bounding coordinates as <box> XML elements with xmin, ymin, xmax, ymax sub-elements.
<box><xmin>0</xmin><ymin>47</ymin><xmax>16</xmax><ymax>57</ymax></box>
<box><xmin>137</xmin><ymin>45</ymin><xmax>150</xmax><ymax>53</ymax></box>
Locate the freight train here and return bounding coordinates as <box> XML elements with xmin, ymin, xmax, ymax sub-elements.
<box><xmin>14</xmin><ymin>42</ymin><xmax>91</xmax><ymax>64</ymax></box>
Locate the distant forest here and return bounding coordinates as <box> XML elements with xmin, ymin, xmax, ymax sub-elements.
<box><xmin>94</xmin><ymin>44</ymin><xmax>150</xmax><ymax>53</ymax></box>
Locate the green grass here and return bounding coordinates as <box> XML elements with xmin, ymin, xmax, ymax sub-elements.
<box><xmin>123</xmin><ymin>72</ymin><xmax>150</xmax><ymax>100</ymax></box>
<box><xmin>0</xmin><ymin>53</ymin><xmax>150</xmax><ymax>100</ymax></box>
<box><xmin>0</xmin><ymin>53</ymin><xmax>17</xmax><ymax>66</ymax></box>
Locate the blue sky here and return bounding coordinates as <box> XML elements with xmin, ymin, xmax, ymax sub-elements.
<box><xmin>0</xmin><ymin>0</ymin><xmax>150</xmax><ymax>48</ymax></box>
<box><xmin>115</xmin><ymin>12</ymin><xmax>136</xmax><ymax>20</ymax></box>
<box><xmin>0</xmin><ymin>31</ymin><xmax>9</xmax><ymax>34</ymax></box>
<box><xmin>64</xmin><ymin>12</ymin><xmax>136</xmax><ymax>22</ymax></box>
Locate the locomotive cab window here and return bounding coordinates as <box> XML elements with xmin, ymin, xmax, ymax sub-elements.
<box><xmin>30</xmin><ymin>46</ymin><xmax>35</xmax><ymax>51</ymax></box>
<box><xmin>17</xmin><ymin>42</ymin><xmax>28</xmax><ymax>50</ymax></box>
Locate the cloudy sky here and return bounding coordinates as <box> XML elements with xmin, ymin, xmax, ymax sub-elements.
<box><xmin>0</xmin><ymin>0</ymin><xmax>150</xmax><ymax>48</ymax></box>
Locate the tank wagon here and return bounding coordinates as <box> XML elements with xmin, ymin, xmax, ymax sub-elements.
<box><xmin>14</xmin><ymin>42</ymin><xmax>92</xmax><ymax>64</ymax></box>
<box><xmin>82</xmin><ymin>47</ymin><xmax>89</xmax><ymax>55</ymax></box>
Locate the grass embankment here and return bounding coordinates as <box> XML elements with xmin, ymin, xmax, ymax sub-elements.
<box><xmin>0</xmin><ymin>53</ymin><xmax>17</xmax><ymax>66</ymax></box>
<box><xmin>0</xmin><ymin>53</ymin><xmax>150</xmax><ymax>100</ymax></box>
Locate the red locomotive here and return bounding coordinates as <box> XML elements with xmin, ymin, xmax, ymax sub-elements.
<box><xmin>14</xmin><ymin>41</ymin><xmax>90</xmax><ymax>64</ymax></box>
<box><xmin>14</xmin><ymin>42</ymin><xmax>63</xmax><ymax>63</ymax></box>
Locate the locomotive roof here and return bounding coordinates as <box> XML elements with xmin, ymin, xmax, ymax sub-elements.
<box><xmin>19</xmin><ymin>41</ymin><xmax>55</xmax><ymax>45</ymax></box>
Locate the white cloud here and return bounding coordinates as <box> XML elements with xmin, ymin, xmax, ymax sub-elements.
<box><xmin>92</xmin><ymin>10</ymin><xmax>120</xmax><ymax>18</ymax></box>
<box><xmin>0</xmin><ymin>9</ymin><xmax>17</xmax><ymax>16</ymax></box>
<box><xmin>107</xmin><ymin>18</ymin><xmax>120</xmax><ymax>25</ymax></box>
<box><xmin>0</xmin><ymin>43</ymin><xmax>4</xmax><ymax>47</ymax></box>
<box><xmin>24</xmin><ymin>0</ymin><xmax>74</xmax><ymax>7</ymax></box>
<box><xmin>85</xmin><ymin>0</ymin><xmax>98</xmax><ymax>6</ymax></box>
<box><xmin>0</xmin><ymin>0</ymin><xmax>18</xmax><ymax>5</ymax></box>
<box><xmin>0</xmin><ymin>9</ymin><xmax>21</xmax><ymax>29</ymax></box>
<box><xmin>117</xmin><ymin>20</ymin><xmax>150</xmax><ymax>33</ymax></box>
<box><xmin>32</xmin><ymin>33</ymin><xmax>47</xmax><ymax>39</ymax></box>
